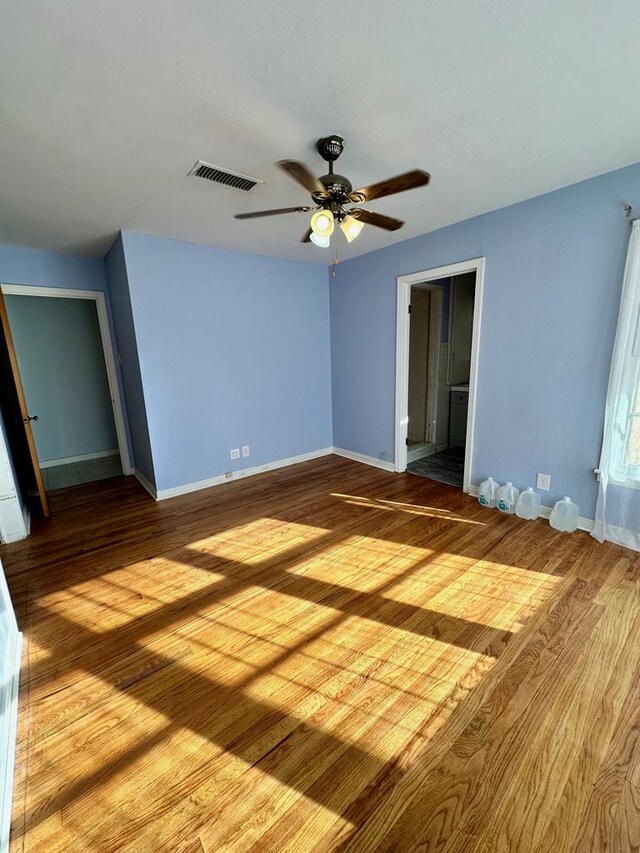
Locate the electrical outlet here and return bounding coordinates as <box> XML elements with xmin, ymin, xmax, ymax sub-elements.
<box><xmin>230</xmin><ymin>448</ymin><xmax>240</xmax><ymax>460</ymax></box>
<box><xmin>536</xmin><ymin>473</ymin><xmax>551</xmax><ymax>491</ymax></box>
<box><xmin>225</xmin><ymin>472</ymin><xmax>233</xmax><ymax>479</ymax></box>
<box><xmin>241</xmin><ymin>445</ymin><xmax>250</xmax><ymax>458</ymax></box>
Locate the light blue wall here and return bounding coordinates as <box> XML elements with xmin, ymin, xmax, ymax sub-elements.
<box><xmin>0</xmin><ymin>245</ymin><xmax>109</xmax><ymax>292</ymax></box>
<box><xmin>0</xmin><ymin>244</ymin><xmax>133</xmax><ymax>465</ymax></box>
<box><xmin>330</xmin><ymin>161</ymin><xmax>640</xmax><ymax>519</ymax></box>
<box><xmin>104</xmin><ymin>236</ymin><xmax>155</xmax><ymax>484</ymax></box>
<box><xmin>4</xmin><ymin>295</ymin><xmax>118</xmax><ymax>464</ymax></box>
<box><xmin>3</xmin><ymin>161</ymin><xmax>639</xmax><ymax>521</ymax></box>
<box><xmin>119</xmin><ymin>231</ymin><xmax>333</xmax><ymax>492</ymax></box>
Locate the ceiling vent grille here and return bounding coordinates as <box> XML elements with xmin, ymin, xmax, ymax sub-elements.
<box><xmin>188</xmin><ymin>160</ymin><xmax>263</xmax><ymax>192</ymax></box>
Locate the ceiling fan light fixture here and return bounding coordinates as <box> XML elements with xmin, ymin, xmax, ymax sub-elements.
<box><xmin>235</xmin><ymin>137</ymin><xmax>430</xmax><ymax>248</ymax></box>
<box><xmin>310</xmin><ymin>232</ymin><xmax>331</xmax><ymax>248</ymax></box>
<box><xmin>340</xmin><ymin>214</ymin><xmax>364</xmax><ymax>243</ymax></box>
<box><xmin>310</xmin><ymin>208</ymin><xmax>335</xmax><ymax>238</ymax></box>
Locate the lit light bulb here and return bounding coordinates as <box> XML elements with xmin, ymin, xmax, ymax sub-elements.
<box><xmin>339</xmin><ymin>214</ymin><xmax>364</xmax><ymax>243</ymax></box>
<box><xmin>310</xmin><ymin>232</ymin><xmax>330</xmax><ymax>248</ymax></box>
<box><xmin>310</xmin><ymin>208</ymin><xmax>335</xmax><ymax>238</ymax></box>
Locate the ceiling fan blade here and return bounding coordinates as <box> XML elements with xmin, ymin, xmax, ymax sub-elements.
<box><xmin>350</xmin><ymin>208</ymin><xmax>404</xmax><ymax>231</ymax></box>
<box><xmin>234</xmin><ymin>206</ymin><xmax>311</xmax><ymax>220</ymax></box>
<box><xmin>301</xmin><ymin>227</ymin><xmax>313</xmax><ymax>243</ymax></box>
<box><xmin>277</xmin><ymin>160</ymin><xmax>326</xmax><ymax>195</ymax></box>
<box><xmin>350</xmin><ymin>170</ymin><xmax>430</xmax><ymax>203</ymax></box>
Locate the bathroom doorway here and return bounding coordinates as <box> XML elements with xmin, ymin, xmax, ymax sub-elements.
<box><xmin>395</xmin><ymin>259</ymin><xmax>484</xmax><ymax>491</ymax></box>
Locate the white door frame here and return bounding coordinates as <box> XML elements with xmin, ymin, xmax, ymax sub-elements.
<box><xmin>395</xmin><ymin>257</ymin><xmax>485</xmax><ymax>492</ymax></box>
<box><xmin>0</xmin><ymin>284</ymin><xmax>133</xmax><ymax>475</ymax></box>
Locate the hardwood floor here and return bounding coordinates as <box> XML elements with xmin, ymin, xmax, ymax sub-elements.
<box><xmin>3</xmin><ymin>455</ymin><xmax>640</xmax><ymax>851</ymax></box>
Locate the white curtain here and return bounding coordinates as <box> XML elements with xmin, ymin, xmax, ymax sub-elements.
<box><xmin>593</xmin><ymin>220</ymin><xmax>640</xmax><ymax>550</ymax></box>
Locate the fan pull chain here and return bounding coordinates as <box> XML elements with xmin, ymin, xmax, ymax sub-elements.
<box><xmin>332</xmin><ymin>251</ymin><xmax>339</xmax><ymax>278</ymax></box>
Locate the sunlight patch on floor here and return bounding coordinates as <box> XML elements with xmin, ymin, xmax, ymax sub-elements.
<box><xmin>188</xmin><ymin>518</ymin><xmax>331</xmax><ymax>565</ymax></box>
<box><xmin>291</xmin><ymin>534</ymin><xmax>435</xmax><ymax>579</ymax></box>
<box><xmin>332</xmin><ymin>493</ymin><xmax>486</xmax><ymax>525</ymax></box>
<box><xmin>244</xmin><ymin>626</ymin><xmax>493</xmax><ymax>700</ymax></box>
<box><xmin>52</xmin><ymin>721</ymin><xmax>232</xmax><ymax>848</ymax></box>
<box><xmin>414</xmin><ymin>558</ymin><xmax>562</xmax><ymax>592</ymax></box>
<box><xmin>172</xmin><ymin>600</ymin><xmax>493</xmax><ymax>700</ymax></box>
<box><xmin>34</xmin><ymin>570</ymin><xmax>227</xmax><ymax>633</ymax></box>
<box><xmin>377</xmin><ymin>557</ymin><xmax>562</xmax><ymax>631</ymax></box>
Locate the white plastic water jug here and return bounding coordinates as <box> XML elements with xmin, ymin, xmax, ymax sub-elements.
<box><xmin>515</xmin><ymin>487</ymin><xmax>541</xmax><ymax>520</ymax></box>
<box><xmin>549</xmin><ymin>496</ymin><xmax>579</xmax><ymax>532</ymax></box>
<box><xmin>497</xmin><ymin>482</ymin><xmax>519</xmax><ymax>514</ymax></box>
<box><xmin>478</xmin><ymin>477</ymin><xmax>499</xmax><ymax>508</ymax></box>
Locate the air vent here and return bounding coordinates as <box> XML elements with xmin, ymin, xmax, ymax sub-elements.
<box><xmin>188</xmin><ymin>160</ymin><xmax>263</xmax><ymax>192</ymax></box>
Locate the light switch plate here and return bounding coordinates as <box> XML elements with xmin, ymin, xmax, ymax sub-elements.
<box><xmin>230</xmin><ymin>448</ymin><xmax>240</xmax><ymax>460</ymax></box>
<box><xmin>241</xmin><ymin>445</ymin><xmax>250</xmax><ymax>458</ymax></box>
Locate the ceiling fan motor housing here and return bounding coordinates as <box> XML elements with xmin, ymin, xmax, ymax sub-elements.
<box><xmin>313</xmin><ymin>173</ymin><xmax>353</xmax><ymax>210</ymax></box>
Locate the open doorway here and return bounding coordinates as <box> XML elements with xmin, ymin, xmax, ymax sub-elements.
<box><xmin>395</xmin><ymin>259</ymin><xmax>484</xmax><ymax>492</ymax></box>
<box><xmin>0</xmin><ymin>284</ymin><xmax>131</xmax><ymax>507</ymax></box>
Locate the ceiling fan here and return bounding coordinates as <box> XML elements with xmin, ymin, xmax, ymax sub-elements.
<box><xmin>234</xmin><ymin>135</ymin><xmax>430</xmax><ymax>247</ymax></box>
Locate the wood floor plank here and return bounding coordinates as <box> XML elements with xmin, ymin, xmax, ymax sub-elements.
<box><xmin>3</xmin><ymin>456</ymin><xmax>640</xmax><ymax>851</ymax></box>
<box><xmin>336</xmin><ymin>578</ymin><xmax>603</xmax><ymax>852</ymax></box>
<box><xmin>539</xmin><ymin>588</ymin><xmax>640</xmax><ymax>852</ymax></box>
<box><xmin>437</xmin><ymin>582</ymin><xmax>640</xmax><ymax>852</ymax></box>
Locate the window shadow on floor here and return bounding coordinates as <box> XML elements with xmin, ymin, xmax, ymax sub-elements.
<box><xmin>3</xmin><ymin>457</ymin><xmax>582</xmax><ymax>847</ymax></box>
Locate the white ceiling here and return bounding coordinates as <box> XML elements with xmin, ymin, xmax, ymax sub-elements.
<box><xmin>1</xmin><ymin>1</ymin><xmax>640</xmax><ymax>264</ymax></box>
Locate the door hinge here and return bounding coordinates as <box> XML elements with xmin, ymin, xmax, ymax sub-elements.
<box><xmin>408</xmin><ymin>304</ymin><xmax>412</xmax><ymax>314</ymax></box>
<box><xmin>405</xmin><ymin>437</ymin><xmax>410</xmax><ymax>446</ymax></box>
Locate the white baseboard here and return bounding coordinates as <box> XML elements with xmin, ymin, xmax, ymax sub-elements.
<box><xmin>134</xmin><ymin>469</ymin><xmax>158</xmax><ymax>500</ymax></box>
<box><xmin>467</xmin><ymin>484</ymin><xmax>594</xmax><ymax>533</ymax></box>
<box><xmin>140</xmin><ymin>448</ymin><xmax>334</xmax><ymax>502</ymax></box>
<box><xmin>136</xmin><ymin>455</ymin><xmax>596</xmax><ymax>538</ymax></box>
<box><xmin>331</xmin><ymin>447</ymin><xmax>395</xmax><ymax>472</ymax></box>
<box><xmin>39</xmin><ymin>449</ymin><xmax>119</xmax><ymax>469</ymax></box>
<box><xmin>0</xmin><ymin>631</ymin><xmax>22</xmax><ymax>853</ymax></box>
<box><xmin>407</xmin><ymin>444</ymin><xmax>435</xmax><ymax>464</ymax></box>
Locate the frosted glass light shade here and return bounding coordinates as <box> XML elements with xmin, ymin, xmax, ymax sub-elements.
<box><xmin>340</xmin><ymin>214</ymin><xmax>364</xmax><ymax>243</ymax></box>
<box><xmin>310</xmin><ymin>232</ymin><xmax>330</xmax><ymax>248</ymax></box>
<box><xmin>310</xmin><ymin>209</ymin><xmax>335</xmax><ymax>238</ymax></box>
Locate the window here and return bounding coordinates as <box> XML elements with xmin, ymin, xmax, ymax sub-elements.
<box><xmin>594</xmin><ymin>220</ymin><xmax>640</xmax><ymax>549</ymax></box>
